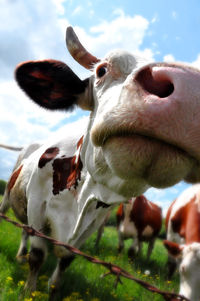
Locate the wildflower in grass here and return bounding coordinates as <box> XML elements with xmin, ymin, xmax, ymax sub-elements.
<box><xmin>62</xmin><ymin>292</ymin><xmax>82</xmax><ymax>301</ymax></box>
<box><xmin>24</xmin><ymin>298</ymin><xmax>33</xmax><ymax>301</ymax></box>
<box><xmin>39</xmin><ymin>275</ymin><xmax>48</xmax><ymax>281</ymax></box>
<box><xmin>71</xmin><ymin>292</ymin><xmax>81</xmax><ymax>297</ymax></box>
<box><xmin>31</xmin><ymin>290</ymin><xmax>43</xmax><ymax>297</ymax></box>
<box><xmin>144</xmin><ymin>270</ymin><xmax>150</xmax><ymax>276</ymax></box>
<box><xmin>167</xmin><ymin>280</ymin><xmax>172</xmax><ymax>284</ymax></box>
<box><xmin>18</xmin><ymin>280</ymin><xmax>25</xmax><ymax>287</ymax></box>
<box><xmin>8</xmin><ymin>288</ymin><xmax>14</xmax><ymax>295</ymax></box>
<box><xmin>6</xmin><ymin>276</ymin><xmax>13</xmax><ymax>283</ymax></box>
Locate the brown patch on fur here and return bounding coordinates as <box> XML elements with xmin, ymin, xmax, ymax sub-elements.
<box><xmin>38</xmin><ymin>147</ymin><xmax>59</xmax><ymax>168</ymax></box>
<box><xmin>9</xmin><ymin>168</ymin><xmax>27</xmax><ymax>224</ymax></box>
<box><xmin>77</xmin><ymin>135</ymin><xmax>84</xmax><ymax>149</ymax></box>
<box><xmin>116</xmin><ymin>204</ymin><xmax>125</xmax><ymax>228</ymax></box>
<box><xmin>7</xmin><ymin>165</ymin><xmax>23</xmax><ymax>193</ymax></box>
<box><xmin>130</xmin><ymin>195</ymin><xmax>162</xmax><ymax>239</ymax></box>
<box><xmin>52</xmin><ymin>137</ymin><xmax>84</xmax><ymax>195</ymax></box>
<box><xmin>171</xmin><ymin>195</ymin><xmax>200</xmax><ymax>243</ymax></box>
<box><xmin>163</xmin><ymin>240</ymin><xmax>182</xmax><ymax>257</ymax></box>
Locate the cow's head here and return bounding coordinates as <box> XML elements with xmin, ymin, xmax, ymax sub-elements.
<box><xmin>164</xmin><ymin>240</ymin><xmax>200</xmax><ymax>300</ymax></box>
<box><xmin>15</xmin><ymin>26</ymin><xmax>200</xmax><ymax>198</ymax></box>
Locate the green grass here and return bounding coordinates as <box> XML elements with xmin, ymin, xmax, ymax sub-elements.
<box><xmin>0</xmin><ymin>196</ymin><xmax>179</xmax><ymax>301</ymax></box>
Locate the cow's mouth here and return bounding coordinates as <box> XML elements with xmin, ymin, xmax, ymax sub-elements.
<box><xmin>103</xmin><ymin>131</ymin><xmax>196</xmax><ymax>163</ymax></box>
<box><xmin>95</xmin><ymin>128</ymin><xmax>193</xmax><ymax>161</ymax></box>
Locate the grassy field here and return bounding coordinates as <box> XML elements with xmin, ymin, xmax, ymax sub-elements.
<box><xmin>0</xmin><ymin>196</ymin><xmax>179</xmax><ymax>301</ymax></box>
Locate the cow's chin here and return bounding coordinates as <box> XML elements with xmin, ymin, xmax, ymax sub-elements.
<box><xmin>103</xmin><ymin>135</ymin><xmax>197</xmax><ymax>189</ymax></box>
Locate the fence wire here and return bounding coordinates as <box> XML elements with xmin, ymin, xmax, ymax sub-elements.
<box><xmin>0</xmin><ymin>212</ymin><xmax>189</xmax><ymax>301</ymax></box>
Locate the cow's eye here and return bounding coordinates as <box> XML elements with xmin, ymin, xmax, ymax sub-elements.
<box><xmin>96</xmin><ymin>65</ymin><xmax>108</xmax><ymax>78</ymax></box>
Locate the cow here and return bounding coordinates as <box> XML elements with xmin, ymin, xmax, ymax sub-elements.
<box><xmin>0</xmin><ymin>143</ymin><xmax>41</xmax><ymax>262</ymax></box>
<box><xmin>117</xmin><ymin>196</ymin><xmax>162</xmax><ymax>260</ymax></box>
<box><xmin>3</xmin><ymin>25</ymin><xmax>200</xmax><ymax>298</ymax></box>
<box><xmin>164</xmin><ymin>184</ymin><xmax>200</xmax><ymax>301</ymax></box>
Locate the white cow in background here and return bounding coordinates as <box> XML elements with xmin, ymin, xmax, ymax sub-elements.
<box><xmin>1</xmin><ymin>26</ymin><xmax>200</xmax><ymax>299</ymax></box>
<box><xmin>0</xmin><ymin>143</ymin><xmax>41</xmax><ymax>261</ymax></box>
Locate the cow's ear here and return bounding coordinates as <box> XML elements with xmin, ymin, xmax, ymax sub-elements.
<box><xmin>163</xmin><ymin>240</ymin><xmax>183</xmax><ymax>258</ymax></box>
<box><xmin>15</xmin><ymin>59</ymin><xmax>91</xmax><ymax>111</ymax></box>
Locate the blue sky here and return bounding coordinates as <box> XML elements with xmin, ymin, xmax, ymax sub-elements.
<box><xmin>0</xmin><ymin>0</ymin><xmax>199</xmax><ymax>214</ymax></box>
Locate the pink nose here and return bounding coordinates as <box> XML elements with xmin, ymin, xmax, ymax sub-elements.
<box><xmin>133</xmin><ymin>62</ymin><xmax>200</xmax><ymax>162</ymax></box>
<box><xmin>135</xmin><ymin>65</ymin><xmax>175</xmax><ymax>98</ymax></box>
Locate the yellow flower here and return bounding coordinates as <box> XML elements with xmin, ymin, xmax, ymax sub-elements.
<box><xmin>18</xmin><ymin>280</ymin><xmax>25</xmax><ymax>287</ymax></box>
<box><xmin>6</xmin><ymin>276</ymin><xmax>13</xmax><ymax>282</ymax></box>
<box><xmin>24</xmin><ymin>298</ymin><xmax>33</xmax><ymax>301</ymax></box>
<box><xmin>31</xmin><ymin>290</ymin><xmax>42</xmax><ymax>297</ymax></box>
<box><xmin>39</xmin><ymin>275</ymin><xmax>48</xmax><ymax>281</ymax></box>
<box><xmin>71</xmin><ymin>292</ymin><xmax>81</xmax><ymax>296</ymax></box>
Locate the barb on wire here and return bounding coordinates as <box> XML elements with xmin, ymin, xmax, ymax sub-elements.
<box><xmin>0</xmin><ymin>212</ymin><xmax>189</xmax><ymax>301</ymax></box>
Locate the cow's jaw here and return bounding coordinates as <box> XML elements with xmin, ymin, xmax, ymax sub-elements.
<box><xmin>102</xmin><ymin>134</ymin><xmax>195</xmax><ymax>189</ymax></box>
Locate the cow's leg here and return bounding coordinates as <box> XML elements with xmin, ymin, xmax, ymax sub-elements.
<box><xmin>95</xmin><ymin>223</ymin><xmax>105</xmax><ymax>248</ymax></box>
<box><xmin>146</xmin><ymin>238</ymin><xmax>156</xmax><ymax>260</ymax></box>
<box><xmin>25</xmin><ymin>237</ymin><xmax>47</xmax><ymax>293</ymax></box>
<box><xmin>166</xmin><ymin>255</ymin><xmax>177</xmax><ymax>279</ymax></box>
<box><xmin>48</xmin><ymin>255</ymin><xmax>75</xmax><ymax>301</ymax></box>
<box><xmin>16</xmin><ymin>229</ymin><xmax>29</xmax><ymax>263</ymax></box>
<box><xmin>137</xmin><ymin>240</ymin><xmax>142</xmax><ymax>255</ymax></box>
<box><xmin>128</xmin><ymin>237</ymin><xmax>141</xmax><ymax>258</ymax></box>
<box><xmin>0</xmin><ymin>188</ymin><xmax>10</xmax><ymax>216</ymax></box>
<box><xmin>95</xmin><ymin>211</ymin><xmax>111</xmax><ymax>248</ymax></box>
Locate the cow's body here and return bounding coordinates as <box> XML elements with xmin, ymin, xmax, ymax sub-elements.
<box><xmin>117</xmin><ymin>196</ymin><xmax>162</xmax><ymax>259</ymax></box>
<box><xmin>0</xmin><ymin>143</ymin><xmax>41</xmax><ymax>261</ymax></box>
<box><xmin>164</xmin><ymin>184</ymin><xmax>200</xmax><ymax>301</ymax></box>
<box><xmin>2</xmin><ymin>26</ymin><xmax>200</xmax><ymax>297</ymax></box>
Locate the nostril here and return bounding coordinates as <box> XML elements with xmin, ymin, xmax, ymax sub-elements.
<box><xmin>135</xmin><ymin>67</ymin><xmax>174</xmax><ymax>98</ymax></box>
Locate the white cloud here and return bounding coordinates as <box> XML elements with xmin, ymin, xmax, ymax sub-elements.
<box><xmin>0</xmin><ymin>2</ymin><xmax>155</xmax><ymax>182</ymax></box>
<box><xmin>163</xmin><ymin>54</ymin><xmax>175</xmax><ymax>62</ymax></box>
<box><xmin>0</xmin><ymin>81</ymin><xmax>70</xmax><ymax>146</ymax></box>
<box><xmin>171</xmin><ymin>11</ymin><xmax>178</xmax><ymax>20</ymax></box>
<box><xmin>0</xmin><ymin>0</ymin><xmax>72</xmax><ymax>81</ymax></box>
<box><xmin>72</xmin><ymin>6</ymin><xmax>83</xmax><ymax>16</ymax></box>
<box><xmin>75</xmin><ymin>13</ymin><xmax>154</xmax><ymax>61</ymax></box>
<box><xmin>145</xmin><ymin>182</ymin><xmax>191</xmax><ymax>217</ymax></box>
<box><xmin>162</xmin><ymin>53</ymin><xmax>200</xmax><ymax>70</ymax></box>
<box><xmin>52</xmin><ymin>0</ymin><xmax>67</xmax><ymax>15</ymax></box>
<box><xmin>191</xmin><ymin>54</ymin><xmax>200</xmax><ymax>69</ymax></box>
<box><xmin>151</xmin><ymin>14</ymin><xmax>159</xmax><ymax>24</ymax></box>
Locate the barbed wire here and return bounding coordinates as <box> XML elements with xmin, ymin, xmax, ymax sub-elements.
<box><xmin>0</xmin><ymin>212</ymin><xmax>189</xmax><ymax>301</ymax></box>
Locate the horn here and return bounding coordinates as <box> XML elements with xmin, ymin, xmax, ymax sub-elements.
<box><xmin>66</xmin><ymin>26</ymin><xmax>99</xmax><ymax>70</ymax></box>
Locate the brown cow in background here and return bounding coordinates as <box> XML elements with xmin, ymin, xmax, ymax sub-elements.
<box><xmin>117</xmin><ymin>196</ymin><xmax>162</xmax><ymax>259</ymax></box>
